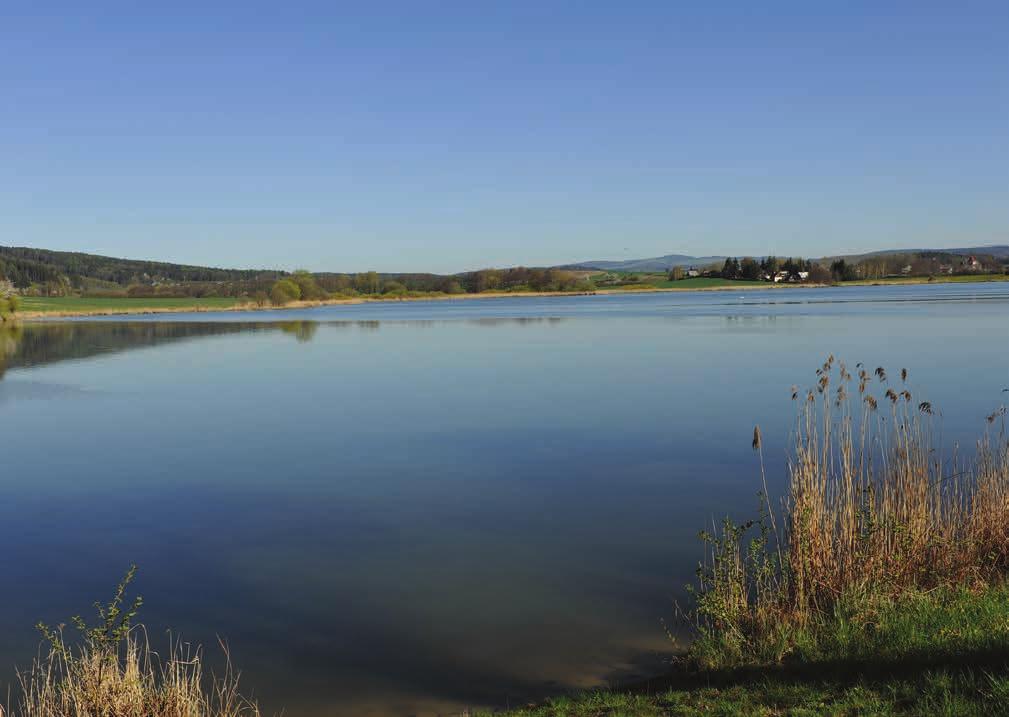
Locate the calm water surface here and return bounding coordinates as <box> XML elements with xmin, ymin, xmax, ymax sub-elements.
<box><xmin>2</xmin><ymin>284</ymin><xmax>1008</xmax><ymax>715</ymax></box>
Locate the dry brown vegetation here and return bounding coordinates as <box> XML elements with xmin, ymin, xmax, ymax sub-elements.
<box><xmin>692</xmin><ymin>356</ymin><xmax>1009</xmax><ymax>666</ymax></box>
<box><xmin>5</xmin><ymin>568</ymin><xmax>260</xmax><ymax>717</ymax></box>
<box><xmin>12</xmin><ymin>638</ymin><xmax>260</xmax><ymax>717</ymax></box>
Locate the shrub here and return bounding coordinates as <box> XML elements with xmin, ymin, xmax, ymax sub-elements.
<box><xmin>270</xmin><ymin>279</ymin><xmax>301</xmax><ymax>306</ymax></box>
<box><xmin>289</xmin><ymin>271</ymin><xmax>326</xmax><ymax>301</ymax></box>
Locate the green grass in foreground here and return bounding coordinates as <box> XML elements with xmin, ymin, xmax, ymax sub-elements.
<box><xmin>18</xmin><ymin>295</ymin><xmax>245</xmax><ymax>313</ymax></box>
<box><xmin>488</xmin><ymin>584</ymin><xmax>1009</xmax><ymax>716</ymax></box>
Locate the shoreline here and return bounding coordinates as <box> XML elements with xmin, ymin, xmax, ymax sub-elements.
<box><xmin>13</xmin><ymin>275</ymin><xmax>1006</xmax><ymax>320</ymax></box>
<box><xmin>13</xmin><ymin>285</ymin><xmax>803</xmax><ymax>320</ymax></box>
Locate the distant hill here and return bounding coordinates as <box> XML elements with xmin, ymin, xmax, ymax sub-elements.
<box><xmin>559</xmin><ymin>253</ymin><xmax>728</xmax><ymax>272</ymax></box>
<box><xmin>822</xmin><ymin>245</ymin><xmax>1009</xmax><ymax>262</ymax></box>
<box><xmin>0</xmin><ymin>245</ymin><xmax>281</xmax><ymax>288</ymax></box>
<box><xmin>3</xmin><ymin>242</ymin><xmax>1006</xmax><ymax>297</ymax></box>
<box><xmin>563</xmin><ymin>245</ymin><xmax>1009</xmax><ymax>272</ymax></box>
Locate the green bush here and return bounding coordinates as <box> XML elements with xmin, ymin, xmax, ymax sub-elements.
<box><xmin>270</xmin><ymin>279</ymin><xmax>302</xmax><ymax>306</ymax></box>
<box><xmin>290</xmin><ymin>270</ymin><xmax>327</xmax><ymax>300</ymax></box>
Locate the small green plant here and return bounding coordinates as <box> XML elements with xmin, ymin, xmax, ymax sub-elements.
<box><xmin>37</xmin><ymin>564</ymin><xmax>143</xmax><ymax>659</ymax></box>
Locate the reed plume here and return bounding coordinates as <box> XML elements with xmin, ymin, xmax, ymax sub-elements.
<box><xmin>692</xmin><ymin>358</ymin><xmax>1009</xmax><ymax>665</ymax></box>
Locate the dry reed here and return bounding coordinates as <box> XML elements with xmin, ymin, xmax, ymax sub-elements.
<box><xmin>5</xmin><ymin>566</ymin><xmax>260</xmax><ymax>717</ymax></box>
<box><xmin>13</xmin><ymin>633</ymin><xmax>260</xmax><ymax>717</ymax></box>
<box><xmin>693</xmin><ymin>357</ymin><xmax>1009</xmax><ymax>659</ymax></box>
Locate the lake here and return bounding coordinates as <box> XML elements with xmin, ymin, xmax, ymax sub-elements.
<box><xmin>2</xmin><ymin>284</ymin><xmax>1007</xmax><ymax>716</ymax></box>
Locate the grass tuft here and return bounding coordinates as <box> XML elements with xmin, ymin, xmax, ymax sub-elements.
<box><xmin>5</xmin><ymin>567</ymin><xmax>260</xmax><ymax>717</ymax></box>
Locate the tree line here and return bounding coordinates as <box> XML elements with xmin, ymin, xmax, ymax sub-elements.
<box><xmin>668</xmin><ymin>251</ymin><xmax>1008</xmax><ymax>284</ymax></box>
<box><xmin>0</xmin><ymin>246</ymin><xmax>279</xmax><ymax>288</ymax></box>
<box><xmin>263</xmin><ymin>267</ymin><xmax>592</xmax><ymax>305</ymax></box>
<box><xmin>0</xmin><ymin>245</ymin><xmax>594</xmax><ymax>303</ymax></box>
<box><xmin>668</xmin><ymin>256</ymin><xmax>829</xmax><ymax>282</ymax></box>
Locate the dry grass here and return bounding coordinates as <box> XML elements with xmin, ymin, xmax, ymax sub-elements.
<box><xmin>692</xmin><ymin>356</ymin><xmax>1009</xmax><ymax>666</ymax></box>
<box><xmin>4</xmin><ymin>567</ymin><xmax>261</xmax><ymax>717</ymax></box>
<box><xmin>11</xmin><ymin>635</ymin><xmax>260</xmax><ymax>717</ymax></box>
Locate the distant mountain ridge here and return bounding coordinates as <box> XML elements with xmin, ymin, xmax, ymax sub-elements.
<box><xmin>562</xmin><ymin>245</ymin><xmax>1009</xmax><ymax>272</ymax></box>
<box><xmin>559</xmin><ymin>254</ymin><xmax>728</xmax><ymax>272</ymax></box>
<box><xmin>821</xmin><ymin>245</ymin><xmax>1009</xmax><ymax>261</ymax></box>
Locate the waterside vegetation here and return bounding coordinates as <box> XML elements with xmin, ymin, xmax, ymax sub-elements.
<box><xmin>5</xmin><ymin>567</ymin><xmax>260</xmax><ymax>717</ymax></box>
<box><xmin>5</xmin><ymin>245</ymin><xmax>1009</xmax><ymax>319</ymax></box>
<box><xmin>491</xmin><ymin>359</ymin><xmax>1009</xmax><ymax>715</ymax></box>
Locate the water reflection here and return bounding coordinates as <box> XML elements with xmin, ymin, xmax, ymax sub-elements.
<box><xmin>2</xmin><ymin>290</ymin><xmax>1006</xmax><ymax>716</ymax></box>
<box><xmin>1</xmin><ymin>317</ymin><xmax>570</xmax><ymax>379</ymax></box>
<box><xmin>0</xmin><ymin>321</ymin><xmax>315</xmax><ymax>378</ymax></box>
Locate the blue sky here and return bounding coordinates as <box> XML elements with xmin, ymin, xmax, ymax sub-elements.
<box><xmin>2</xmin><ymin>1</ymin><xmax>1007</xmax><ymax>273</ymax></box>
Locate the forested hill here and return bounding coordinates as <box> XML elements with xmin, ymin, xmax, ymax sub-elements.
<box><xmin>0</xmin><ymin>245</ymin><xmax>595</xmax><ymax>299</ymax></box>
<box><xmin>0</xmin><ymin>246</ymin><xmax>281</xmax><ymax>288</ymax></box>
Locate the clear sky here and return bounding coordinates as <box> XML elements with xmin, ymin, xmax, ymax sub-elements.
<box><xmin>2</xmin><ymin>1</ymin><xmax>1007</xmax><ymax>273</ymax></box>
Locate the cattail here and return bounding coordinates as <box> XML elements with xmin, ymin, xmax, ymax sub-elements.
<box><xmin>901</xmin><ymin>368</ymin><xmax>908</xmax><ymax>382</ymax></box>
<box><xmin>901</xmin><ymin>390</ymin><xmax>912</xmax><ymax>402</ymax></box>
<box><xmin>885</xmin><ymin>388</ymin><xmax>898</xmax><ymax>403</ymax></box>
<box><xmin>865</xmin><ymin>395</ymin><xmax>878</xmax><ymax>411</ymax></box>
<box><xmin>875</xmin><ymin>367</ymin><xmax>887</xmax><ymax>382</ymax></box>
<box><xmin>752</xmin><ymin>425</ymin><xmax>762</xmax><ymax>451</ymax></box>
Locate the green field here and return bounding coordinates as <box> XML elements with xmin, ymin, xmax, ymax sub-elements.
<box><xmin>843</xmin><ymin>273</ymin><xmax>1009</xmax><ymax>286</ymax></box>
<box><xmin>18</xmin><ymin>296</ymin><xmax>244</xmax><ymax>314</ymax></box>
<box><xmin>649</xmin><ymin>277</ymin><xmax>764</xmax><ymax>289</ymax></box>
<box><xmin>597</xmin><ymin>277</ymin><xmax>766</xmax><ymax>290</ymax></box>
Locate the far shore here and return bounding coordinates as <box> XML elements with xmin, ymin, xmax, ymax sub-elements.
<box><xmin>12</xmin><ymin>274</ymin><xmax>1008</xmax><ymax>320</ymax></box>
<box><xmin>13</xmin><ymin>283</ymin><xmax>819</xmax><ymax>320</ymax></box>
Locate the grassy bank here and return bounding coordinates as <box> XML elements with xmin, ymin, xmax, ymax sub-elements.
<box><xmin>598</xmin><ymin>277</ymin><xmax>766</xmax><ymax>290</ymax></box>
<box><xmin>490</xmin><ymin>584</ymin><xmax>1009</xmax><ymax>716</ymax></box>
<box><xmin>17</xmin><ymin>295</ymin><xmax>247</xmax><ymax>315</ymax></box>
<box><xmin>842</xmin><ymin>273</ymin><xmax>1009</xmax><ymax>286</ymax></box>
<box><xmin>491</xmin><ymin>358</ymin><xmax>1009</xmax><ymax>716</ymax></box>
<box><xmin>14</xmin><ymin>290</ymin><xmax>596</xmax><ymax>318</ymax></box>
<box><xmin>14</xmin><ymin>275</ymin><xmax>1009</xmax><ymax>319</ymax></box>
